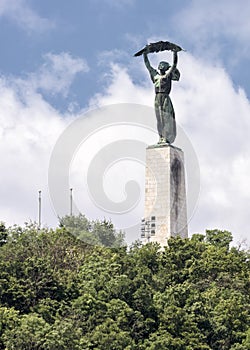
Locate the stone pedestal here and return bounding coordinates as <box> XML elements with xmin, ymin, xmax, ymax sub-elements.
<box><xmin>142</xmin><ymin>144</ymin><xmax>188</xmax><ymax>247</ymax></box>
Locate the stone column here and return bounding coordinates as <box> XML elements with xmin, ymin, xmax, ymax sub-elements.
<box><xmin>142</xmin><ymin>144</ymin><xmax>188</xmax><ymax>247</ymax></box>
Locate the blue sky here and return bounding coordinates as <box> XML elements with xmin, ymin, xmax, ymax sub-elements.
<box><xmin>0</xmin><ymin>0</ymin><xmax>192</xmax><ymax>110</ymax></box>
<box><xmin>1</xmin><ymin>0</ymin><xmax>250</xmax><ymax>245</ymax></box>
<box><xmin>2</xmin><ymin>0</ymin><xmax>249</xmax><ymax>109</ymax></box>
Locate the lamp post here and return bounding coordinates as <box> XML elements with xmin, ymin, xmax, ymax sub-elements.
<box><xmin>70</xmin><ymin>188</ymin><xmax>73</xmax><ymax>216</ymax></box>
<box><xmin>38</xmin><ymin>190</ymin><xmax>42</xmax><ymax>228</ymax></box>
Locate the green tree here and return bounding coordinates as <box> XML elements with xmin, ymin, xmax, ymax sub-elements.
<box><xmin>0</xmin><ymin>306</ymin><xmax>19</xmax><ymax>349</ymax></box>
<box><xmin>2</xmin><ymin>313</ymin><xmax>50</xmax><ymax>350</ymax></box>
<box><xmin>0</xmin><ymin>223</ymin><xmax>7</xmax><ymax>247</ymax></box>
<box><xmin>205</xmin><ymin>229</ymin><xmax>233</xmax><ymax>250</ymax></box>
<box><xmin>59</xmin><ymin>214</ymin><xmax>125</xmax><ymax>247</ymax></box>
<box><xmin>0</xmin><ymin>223</ymin><xmax>90</xmax><ymax>313</ymax></box>
<box><xmin>0</xmin><ymin>224</ymin><xmax>249</xmax><ymax>349</ymax></box>
<box><xmin>43</xmin><ymin>319</ymin><xmax>82</xmax><ymax>350</ymax></box>
<box><xmin>80</xmin><ymin>318</ymin><xmax>135</xmax><ymax>350</ymax></box>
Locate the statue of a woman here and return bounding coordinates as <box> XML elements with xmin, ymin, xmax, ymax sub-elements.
<box><xmin>143</xmin><ymin>50</ymin><xmax>180</xmax><ymax>144</ymax></box>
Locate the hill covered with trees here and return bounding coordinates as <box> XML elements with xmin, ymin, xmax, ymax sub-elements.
<box><xmin>0</xmin><ymin>216</ymin><xmax>249</xmax><ymax>349</ymax></box>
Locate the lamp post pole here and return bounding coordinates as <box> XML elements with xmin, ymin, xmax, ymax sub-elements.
<box><xmin>38</xmin><ymin>190</ymin><xmax>42</xmax><ymax>228</ymax></box>
<box><xmin>70</xmin><ymin>188</ymin><xmax>73</xmax><ymax>216</ymax></box>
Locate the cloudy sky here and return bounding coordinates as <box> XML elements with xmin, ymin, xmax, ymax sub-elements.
<box><xmin>1</xmin><ymin>0</ymin><xmax>250</xmax><ymax>245</ymax></box>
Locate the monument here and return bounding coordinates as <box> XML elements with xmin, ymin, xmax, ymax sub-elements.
<box><xmin>134</xmin><ymin>41</ymin><xmax>188</xmax><ymax>246</ymax></box>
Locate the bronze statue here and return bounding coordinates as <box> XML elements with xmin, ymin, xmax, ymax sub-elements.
<box><xmin>134</xmin><ymin>41</ymin><xmax>183</xmax><ymax>144</ymax></box>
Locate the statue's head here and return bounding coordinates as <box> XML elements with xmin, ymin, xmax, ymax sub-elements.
<box><xmin>158</xmin><ymin>61</ymin><xmax>170</xmax><ymax>73</ymax></box>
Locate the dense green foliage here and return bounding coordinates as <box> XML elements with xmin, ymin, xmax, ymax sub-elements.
<box><xmin>0</xmin><ymin>217</ymin><xmax>249</xmax><ymax>349</ymax></box>
<box><xmin>59</xmin><ymin>214</ymin><xmax>125</xmax><ymax>248</ymax></box>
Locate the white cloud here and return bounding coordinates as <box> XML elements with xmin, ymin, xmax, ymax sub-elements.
<box><xmin>0</xmin><ymin>52</ymin><xmax>88</xmax><ymax>227</ymax></box>
<box><xmin>178</xmin><ymin>0</ymin><xmax>250</xmax><ymax>39</ymax></box>
<box><xmin>0</xmin><ymin>0</ymin><xmax>54</xmax><ymax>32</ymax></box>
<box><xmin>175</xmin><ymin>0</ymin><xmax>250</xmax><ymax>60</ymax></box>
<box><xmin>89</xmin><ymin>63</ymin><xmax>153</xmax><ymax>108</ymax></box>
<box><xmin>0</xmin><ymin>81</ymin><xmax>69</xmax><ymax>225</ymax></box>
<box><xmin>29</xmin><ymin>52</ymin><xmax>89</xmax><ymax>97</ymax></box>
<box><xmin>91</xmin><ymin>0</ymin><xmax>135</xmax><ymax>9</ymax></box>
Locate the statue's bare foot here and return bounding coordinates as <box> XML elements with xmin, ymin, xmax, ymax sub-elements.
<box><xmin>158</xmin><ymin>137</ymin><xmax>169</xmax><ymax>144</ymax></box>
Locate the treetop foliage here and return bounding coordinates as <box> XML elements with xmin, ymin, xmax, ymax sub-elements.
<box><xmin>0</xmin><ymin>216</ymin><xmax>249</xmax><ymax>349</ymax></box>
<box><xmin>59</xmin><ymin>214</ymin><xmax>125</xmax><ymax>248</ymax></box>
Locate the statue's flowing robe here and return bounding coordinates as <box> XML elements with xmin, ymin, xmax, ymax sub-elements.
<box><xmin>147</xmin><ymin>66</ymin><xmax>180</xmax><ymax>144</ymax></box>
